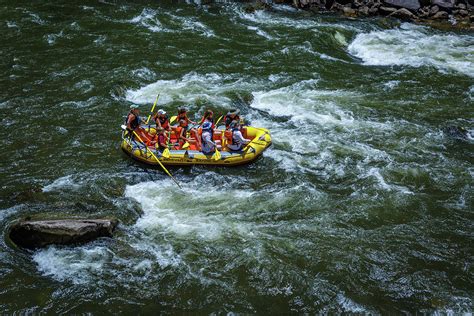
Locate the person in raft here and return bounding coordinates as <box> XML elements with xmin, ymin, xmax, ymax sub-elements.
<box><xmin>200</xmin><ymin>109</ymin><xmax>215</xmax><ymax>128</ymax></box>
<box><xmin>155</xmin><ymin>127</ymin><xmax>168</xmax><ymax>152</ymax></box>
<box><xmin>175</xmin><ymin>119</ymin><xmax>194</xmax><ymax>149</ymax></box>
<box><xmin>226</xmin><ymin>121</ymin><xmax>250</xmax><ymax>151</ymax></box>
<box><xmin>126</xmin><ymin>104</ymin><xmax>146</xmax><ymax>133</ymax></box>
<box><xmin>224</xmin><ymin>109</ymin><xmax>241</xmax><ymax>129</ymax></box>
<box><xmin>176</xmin><ymin>107</ymin><xmax>201</xmax><ymax>148</ymax></box>
<box><xmin>154</xmin><ymin>109</ymin><xmax>171</xmax><ymax>131</ymax></box>
<box><xmin>200</xmin><ymin>122</ymin><xmax>216</xmax><ymax>154</ymax></box>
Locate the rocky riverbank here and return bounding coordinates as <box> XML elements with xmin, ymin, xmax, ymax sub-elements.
<box><xmin>249</xmin><ymin>0</ymin><xmax>473</xmax><ymax>29</ymax></box>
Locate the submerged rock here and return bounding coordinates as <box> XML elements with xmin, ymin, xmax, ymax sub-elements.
<box><xmin>9</xmin><ymin>219</ymin><xmax>118</xmax><ymax>249</ymax></box>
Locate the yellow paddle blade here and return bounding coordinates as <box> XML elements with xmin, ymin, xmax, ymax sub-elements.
<box><xmin>212</xmin><ymin>148</ymin><xmax>221</xmax><ymax>161</ymax></box>
<box><xmin>170</xmin><ymin>116</ymin><xmax>177</xmax><ymax>124</ymax></box>
<box><xmin>182</xmin><ymin>142</ymin><xmax>190</xmax><ymax>149</ymax></box>
<box><xmin>162</xmin><ymin>148</ymin><xmax>170</xmax><ymax>158</ymax></box>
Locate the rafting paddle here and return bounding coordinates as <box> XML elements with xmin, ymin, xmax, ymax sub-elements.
<box><xmin>162</xmin><ymin>147</ymin><xmax>171</xmax><ymax>158</ymax></box>
<box><xmin>212</xmin><ymin>148</ymin><xmax>221</xmax><ymax>161</ymax></box>
<box><xmin>145</xmin><ymin>94</ymin><xmax>160</xmax><ymax>125</ymax></box>
<box><xmin>131</xmin><ymin>130</ymin><xmax>181</xmax><ymax>189</ymax></box>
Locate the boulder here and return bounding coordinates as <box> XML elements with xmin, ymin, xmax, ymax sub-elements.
<box><xmin>369</xmin><ymin>5</ymin><xmax>380</xmax><ymax>13</ymax></box>
<box><xmin>431</xmin><ymin>0</ymin><xmax>456</xmax><ymax>9</ymax></box>
<box><xmin>359</xmin><ymin>5</ymin><xmax>371</xmax><ymax>14</ymax></box>
<box><xmin>343</xmin><ymin>6</ymin><xmax>358</xmax><ymax>15</ymax></box>
<box><xmin>9</xmin><ymin>219</ymin><xmax>118</xmax><ymax>249</ymax></box>
<box><xmin>380</xmin><ymin>5</ymin><xmax>399</xmax><ymax>13</ymax></box>
<box><xmin>430</xmin><ymin>4</ymin><xmax>440</xmax><ymax>14</ymax></box>
<box><xmin>389</xmin><ymin>7</ymin><xmax>417</xmax><ymax>18</ymax></box>
<box><xmin>383</xmin><ymin>0</ymin><xmax>421</xmax><ymax>10</ymax></box>
<box><xmin>432</xmin><ymin>10</ymin><xmax>449</xmax><ymax>17</ymax></box>
<box><xmin>418</xmin><ymin>6</ymin><xmax>431</xmax><ymax>16</ymax></box>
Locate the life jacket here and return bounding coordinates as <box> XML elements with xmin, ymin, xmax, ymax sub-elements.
<box><xmin>200</xmin><ymin>128</ymin><xmax>213</xmax><ymax>143</ymax></box>
<box><xmin>157</xmin><ymin>115</ymin><xmax>169</xmax><ymax>129</ymax></box>
<box><xmin>224</xmin><ymin>129</ymin><xmax>234</xmax><ymax>145</ymax></box>
<box><xmin>200</xmin><ymin>116</ymin><xmax>215</xmax><ymax>129</ymax></box>
<box><xmin>175</xmin><ymin>126</ymin><xmax>186</xmax><ymax>146</ymax></box>
<box><xmin>126</xmin><ymin>111</ymin><xmax>140</xmax><ymax>131</ymax></box>
<box><xmin>177</xmin><ymin>113</ymin><xmax>189</xmax><ymax>127</ymax></box>
<box><xmin>157</xmin><ymin>133</ymin><xmax>167</xmax><ymax>150</ymax></box>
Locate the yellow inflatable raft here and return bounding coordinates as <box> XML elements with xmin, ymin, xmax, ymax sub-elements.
<box><xmin>121</xmin><ymin>125</ymin><xmax>272</xmax><ymax>166</ymax></box>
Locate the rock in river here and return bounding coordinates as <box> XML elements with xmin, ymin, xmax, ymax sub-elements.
<box><xmin>9</xmin><ymin>219</ymin><xmax>118</xmax><ymax>249</ymax></box>
<box><xmin>383</xmin><ymin>0</ymin><xmax>421</xmax><ymax>10</ymax></box>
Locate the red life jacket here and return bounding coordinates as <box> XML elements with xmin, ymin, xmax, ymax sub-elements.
<box><xmin>157</xmin><ymin>115</ymin><xmax>169</xmax><ymax>130</ymax></box>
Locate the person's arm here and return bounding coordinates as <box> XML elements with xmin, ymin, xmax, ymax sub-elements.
<box><xmin>235</xmin><ymin>131</ymin><xmax>250</xmax><ymax>144</ymax></box>
<box><xmin>127</xmin><ymin>114</ymin><xmax>135</xmax><ymax>130</ymax></box>
<box><xmin>204</xmin><ymin>133</ymin><xmax>215</xmax><ymax>146</ymax></box>
<box><xmin>159</xmin><ymin>137</ymin><xmax>167</xmax><ymax>148</ymax></box>
<box><xmin>156</xmin><ymin>118</ymin><xmax>163</xmax><ymax>129</ymax></box>
<box><xmin>179</xmin><ymin>129</ymin><xmax>190</xmax><ymax>142</ymax></box>
<box><xmin>187</xmin><ymin>115</ymin><xmax>197</xmax><ymax>125</ymax></box>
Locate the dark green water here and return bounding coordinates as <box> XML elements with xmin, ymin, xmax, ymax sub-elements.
<box><xmin>1</xmin><ymin>0</ymin><xmax>473</xmax><ymax>313</ymax></box>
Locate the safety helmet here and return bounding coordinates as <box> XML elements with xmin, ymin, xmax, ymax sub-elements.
<box><xmin>157</xmin><ymin>109</ymin><xmax>166</xmax><ymax>115</ymax></box>
<box><xmin>202</xmin><ymin>122</ymin><xmax>212</xmax><ymax>130</ymax></box>
<box><xmin>130</xmin><ymin>104</ymin><xmax>139</xmax><ymax>110</ymax></box>
<box><xmin>227</xmin><ymin>109</ymin><xmax>240</xmax><ymax>116</ymax></box>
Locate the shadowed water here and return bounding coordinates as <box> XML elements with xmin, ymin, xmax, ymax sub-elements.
<box><xmin>0</xmin><ymin>0</ymin><xmax>473</xmax><ymax>313</ymax></box>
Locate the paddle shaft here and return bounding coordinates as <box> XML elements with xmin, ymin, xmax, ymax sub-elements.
<box><xmin>132</xmin><ymin>130</ymin><xmax>182</xmax><ymax>189</ymax></box>
<box><xmin>145</xmin><ymin>94</ymin><xmax>160</xmax><ymax>125</ymax></box>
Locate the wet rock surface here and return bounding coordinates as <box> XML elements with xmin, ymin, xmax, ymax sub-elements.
<box><xmin>259</xmin><ymin>0</ymin><xmax>474</xmax><ymax>28</ymax></box>
<box><xmin>9</xmin><ymin>219</ymin><xmax>118</xmax><ymax>249</ymax></box>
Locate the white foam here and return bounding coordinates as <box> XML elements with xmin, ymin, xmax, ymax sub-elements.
<box><xmin>6</xmin><ymin>21</ymin><xmax>18</xmax><ymax>29</ymax></box>
<box><xmin>42</xmin><ymin>175</ymin><xmax>80</xmax><ymax>192</ymax></box>
<box><xmin>125</xmin><ymin>178</ymin><xmax>255</xmax><ymax>240</ymax></box>
<box><xmin>383</xmin><ymin>80</ymin><xmax>400</xmax><ymax>91</ymax></box>
<box><xmin>33</xmin><ymin>245</ymin><xmax>112</xmax><ymax>284</ymax></box>
<box><xmin>45</xmin><ymin>31</ymin><xmax>64</xmax><ymax>45</ymax></box>
<box><xmin>334</xmin><ymin>31</ymin><xmax>348</xmax><ymax>46</ymax></box>
<box><xmin>247</xmin><ymin>25</ymin><xmax>273</xmax><ymax>40</ymax></box>
<box><xmin>169</xmin><ymin>14</ymin><xmax>215</xmax><ymax>37</ymax></box>
<box><xmin>337</xmin><ymin>293</ymin><xmax>368</xmax><ymax>313</ymax></box>
<box><xmin>129</xmin><ymin>8</ymin><xmax>169</xmax><ymax>33</ymax></box>
<box><xmin>348</xmin><ymin>23</ymin><xmax>474</xmax><ymax>77</ymax></box>
<box><xmin>125</xmin><ymin>72</ymin><xmax>260</xmax><ymax>107</ymax></box>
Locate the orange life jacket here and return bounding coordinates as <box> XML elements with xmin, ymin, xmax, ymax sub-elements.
<box><xmin>177</xmin><ymin>113</ymin><xmax>189</xmax><ymax>127</ymax></box>
<box><xmin>224</xmin><ymin>130</ymin><xmax>233</xmax><ymax>144</ymax></box>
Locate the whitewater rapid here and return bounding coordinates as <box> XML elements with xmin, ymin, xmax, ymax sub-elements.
<box><xmin>1</xmin><ymin>1</ymin><xmax>472</xmax><ymax>313</ymax></box>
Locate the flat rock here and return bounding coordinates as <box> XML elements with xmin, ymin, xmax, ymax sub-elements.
<box><xmin>9</xmin><ymin>219</ymin><xmax>118</xmax><ymax>249</ymax></box>
<box><xmin>383</xmin><ymin>0</ymin><xmax>421</xmax><ymax>10</ymax></box>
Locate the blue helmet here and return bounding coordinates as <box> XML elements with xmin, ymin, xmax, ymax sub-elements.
<box><xmin>202</xmin><ymin>122</ymin><xmax>212</xmax><ymax>130</ymax></box>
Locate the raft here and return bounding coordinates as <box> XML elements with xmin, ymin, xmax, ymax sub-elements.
<box><xmin>120</xmin><ymin>125</ymin><xmax>272</xmax><ymax>166</ymax></box>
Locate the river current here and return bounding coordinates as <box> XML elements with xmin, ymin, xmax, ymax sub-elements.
<box><xmin>0</xmin><ymin>1</ymin><xmax>473</xmax><ymax>313</ymax></box>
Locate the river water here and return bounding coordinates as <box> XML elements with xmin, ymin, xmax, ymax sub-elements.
<box><xmin>1</xmin><ymin>0</ymin><xmax>473</xmax><ymax>313</ymax></box>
